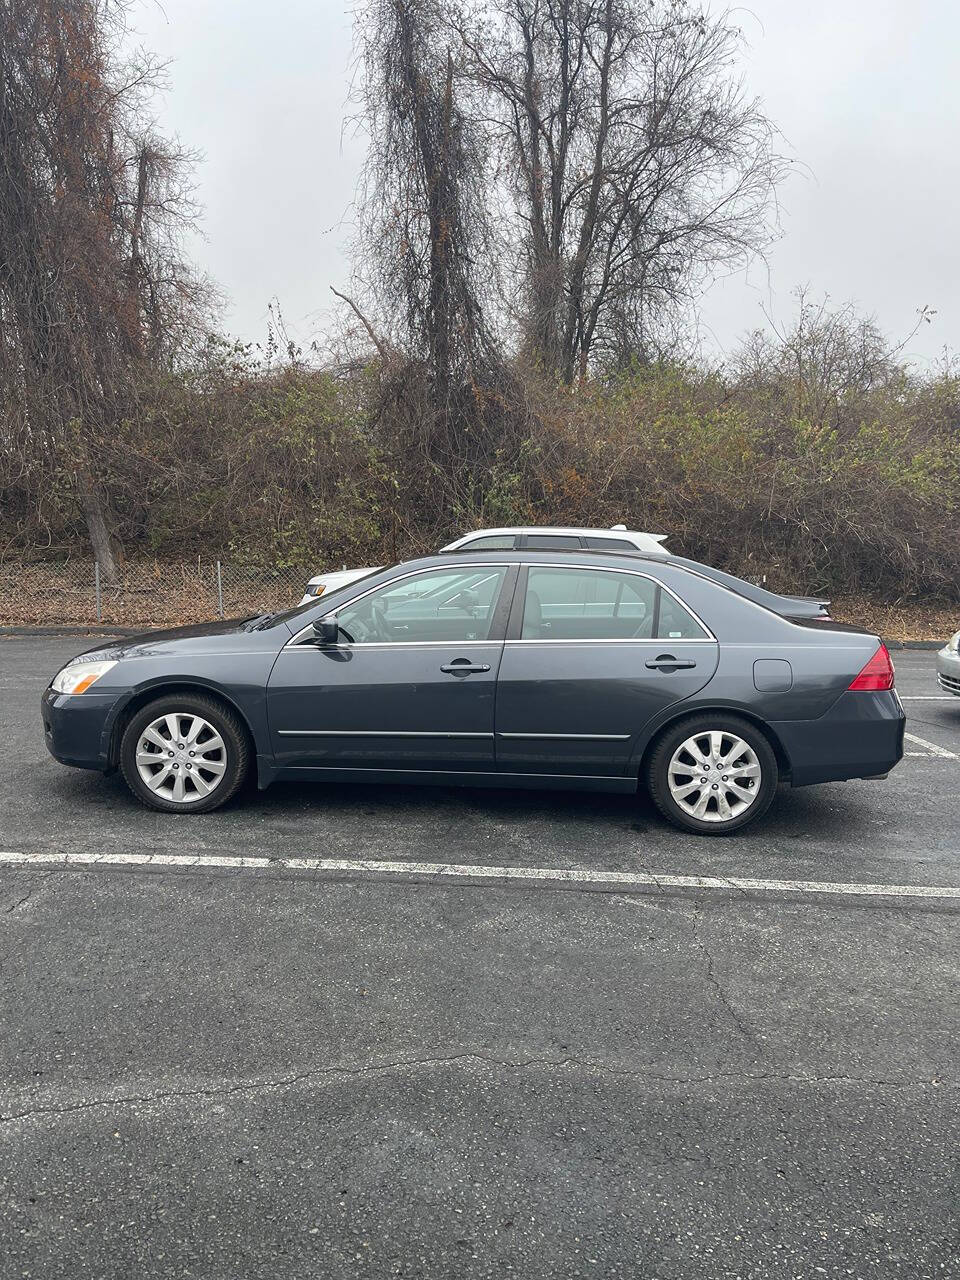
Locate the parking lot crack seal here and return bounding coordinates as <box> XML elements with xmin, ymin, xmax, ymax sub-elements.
<box><xmin>3</xmin><ymin>871</ymin><xmax>55</xmax><ymax>915</ymax></box>
<box><xmin>688</xmin><ymin>900</ymin><xmax>758</xmax><ymax>1045</ymax></box>
<box><xmin>1</xmin><ymin>1058</ymin><xmax>950</xmax><ymax>1127</ymax></box>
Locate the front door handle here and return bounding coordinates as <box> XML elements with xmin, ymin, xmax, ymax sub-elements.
<box><xmin>645</xmin><ymin>654</ymin><xmax>697</xmax><ymax>672</ymax></box>
<box><xmin>440</xmin><ymin>659</ymin><xmax>491</xmax><ymax>676</ymax></box>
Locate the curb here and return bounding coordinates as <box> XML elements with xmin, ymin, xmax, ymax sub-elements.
<box><xmin>0</xmin><ymin>625</ymin><xmax>140</xmax><ymax>637</ymax></box>
<box><xmin>884</xmin><ymin>640</ymin><xmax>944</xmax><ymax>651</ymax></box>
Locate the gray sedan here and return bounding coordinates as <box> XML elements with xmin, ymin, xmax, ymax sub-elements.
<box><xmin>937</xmin><ymin>630</ymin><xmax>960</xmax><ymax>695</ymax></box>
<box><xmin>40</xmin><ymin>549</ymin><xmax>905</xmax><ymax>835</ymax></box>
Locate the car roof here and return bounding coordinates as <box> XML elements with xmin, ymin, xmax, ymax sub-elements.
<box><xmin>441</xmin><ymin>526</ymin><xmax>668</xmax><ymax>546</ymax></box>
<box><xmin>386</xmin><ymin>548</ymin><xmax>673</xmax><ymax>571</ymax></box>
<box><xmin>314</xmin><ymin>548</ymin><xmax>810</xmax><ymax>627</ymax></box>
<box><xmin>308</xmin><ymin>566</ymin><xmax>381</xmax><ymax>582</ymax></box>
<box><xmin>284</xmin><ymin>545</ymin><xmax>866</xmax><ymax>649</ymax></box>
<box><xmin>306</xmin><ymin>548</ymin><xmax>825</xmax><ymax>614</ymax></box>
<box><xmin>384</xmin><ymin>548</ymin><xmax>828</xmax><ymax>614</ymax></box>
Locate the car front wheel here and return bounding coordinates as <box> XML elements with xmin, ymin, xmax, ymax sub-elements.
<box><xmin>647</xmin><ymin>716</ymin><xmax>778</xmax><ymax>835</ymax></box>
<box><xmin>119</xmin><ymin>694</ymin><xmax>249</xmax><ymax>813</ymax></box>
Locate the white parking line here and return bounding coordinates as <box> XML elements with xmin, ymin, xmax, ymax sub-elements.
<box><xmin>901</xmin><ymin>696</ymin><xmax>957</xmax><ymax>701</ymax></box>
<box><xmin>904</xmin><ymin>732</ymin><xmax>959</xmax><ymax>759</ymax></box>
<box><xmin>1</xmin><ymin>850</ymin><xmax>959</xmax><ymax>901</ymax></box>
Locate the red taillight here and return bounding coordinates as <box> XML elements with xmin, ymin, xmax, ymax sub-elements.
<box><xmin>848</xmin><ymin>643</ymin><xmax>895</xmax><ymax>691</ymax></box>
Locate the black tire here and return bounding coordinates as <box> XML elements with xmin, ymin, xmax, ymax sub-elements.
<box><xmin>646</xmin><ymin>714</ymin><xmax>779</xmax><ymax>836</ymax></box>
<box><xmin>119</xmin><ymin>693</ymin><xmax>250</xmax><ymax>814</ymax></box>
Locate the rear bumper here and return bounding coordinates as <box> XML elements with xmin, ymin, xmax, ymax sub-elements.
<box><xmin>771</xmin><ymin>690</ymin><xmax>905</xmax><ymax>787</ymax></box>
<box><xmin>40</xmin><ymin>688</ymin><xmax>117</xmax><ymax>771</ymax></box>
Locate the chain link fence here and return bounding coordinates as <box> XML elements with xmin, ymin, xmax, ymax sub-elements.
<box><xmin>0</xmin><ymin>561</ymin><xmax>316</xmax><ymax>628</ymax></box>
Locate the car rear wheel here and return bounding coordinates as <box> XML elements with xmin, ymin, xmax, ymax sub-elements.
<box><xmin>647</xmin><ymin>716</ymin><xmax>778</xmax><ymax>835</ymax></box>
<box><xmin>119</xmin><ymin>694</ymin><xmax>249</xmax><ymax>813</ymax></box>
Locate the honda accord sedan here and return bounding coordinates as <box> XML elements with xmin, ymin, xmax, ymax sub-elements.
<box><xmin>41</xmin><ymin>549</ymin><xmax>905</xmax><ymax>834</ymax></box>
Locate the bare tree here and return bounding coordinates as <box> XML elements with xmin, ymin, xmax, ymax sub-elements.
<box><xmin>352</xmin><ymin>0</ymin><xmax>498</xmax><ymax>401</ymax></box>
<box><xmin>0</xmin><ymin>0</ymin><xmax>206</xmax><ymax>575</ymax></box>
<box><xmin>733</xmin><ymin>290</ymin><xmax>935</xmax><ymax>432</ymax></box>
<box><xmin>457</xmin><ymin>0</ymin><xmax>788</xmax><ymax>380</ymax></box>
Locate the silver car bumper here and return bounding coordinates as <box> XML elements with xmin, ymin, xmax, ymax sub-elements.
<box><xmin>937</xmin><ymin>645</ymin><xmax>960</xmax><ymax>695</ymax></box>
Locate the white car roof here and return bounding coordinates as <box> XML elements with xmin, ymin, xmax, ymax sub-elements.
<box><xmin>306</xmin><ymin>566</ymin><xmax>381</xmax><ymax>586</ymax></box>
<box><xmin>441</xmin><ymin>527</ymin><xmax>668</xmax><ymax>553</ymax></box>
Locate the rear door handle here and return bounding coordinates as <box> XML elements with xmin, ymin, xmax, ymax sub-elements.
<box><xmin>440</xmin><ymin>660</ymin><xmax>491</xmax><ymax>676</ymax></box>
<box><xmin>645</xmin><ymin>654</ymin><xmax>697</xmax><ymax>672</ymax></box>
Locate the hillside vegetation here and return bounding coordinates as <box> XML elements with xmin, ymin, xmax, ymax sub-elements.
<box><xmin>1</xmin><ymin>0</ymin><xmax>957</xmax><ymax>609</ymax></box>
<box><xmin>4</xmin><ymin>302</ymin><xmax>958</xmax><ymax>604</ymax></box>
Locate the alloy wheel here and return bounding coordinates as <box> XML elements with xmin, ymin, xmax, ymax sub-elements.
<box><xmin>135</xmin><ymin>712</ymin><xmax>228</xmax><ymax>804</ymax></box>
<box><xmin>667</xmin><ymin>730</ymin><xmax>762</xmax><ymax>824</ymax></box>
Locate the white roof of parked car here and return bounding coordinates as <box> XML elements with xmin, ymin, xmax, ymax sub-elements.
<box><xmin>441</xmin><ymin>526</ymin><xmax>669</xmax><ymax>552</ymax></box>
<box><xmin>306</xmin><ymin>566</ymin><xmax>381</xmax><ymax>586</ymax></box>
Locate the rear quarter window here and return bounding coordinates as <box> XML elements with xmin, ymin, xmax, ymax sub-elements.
<box><xmin>657</xmin><ymin>593</ymin><xmax>708</xmax><ymax>640</ymax></box>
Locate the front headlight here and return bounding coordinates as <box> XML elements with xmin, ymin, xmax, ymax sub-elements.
<box><xmin>305</xmin><ymin>583</ymin><xmax>326</xmax><ymax>598</ymax></box>
<box><xmin>51</xmin><ymin>659</ymin><xmax>118</xmax><ymax>695</ymax></box>
<box><xmin>951</xmin><ymin>631</ymin><xmax>960</xmax><ymax>653</ymax></box>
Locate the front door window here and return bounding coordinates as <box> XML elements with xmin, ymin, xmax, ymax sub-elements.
<box><xmin>334</xmin><ymin>567</ymin><xmax>509</xmax><ymax>644</ymax></box>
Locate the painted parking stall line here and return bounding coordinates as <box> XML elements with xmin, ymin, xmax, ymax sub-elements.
<box><xmin>904</xmin><ymin>732</ymin><xmax>959</xmax><ymax>760</ymax></box>
<box><xmin>2</xmin><ymin>850</ymin><xmax>960</xmax><ymax>902</ymax></box>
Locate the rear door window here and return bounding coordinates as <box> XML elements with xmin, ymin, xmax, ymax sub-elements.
<box><xmin>520</xmin><ymin>567</ymin><xmax>709</xmax><ymax>640</ymax></box>
<box><xmin>521</xmin><ymin>567</ymin><xmax>657</xmax><ymax>639</ymax></box>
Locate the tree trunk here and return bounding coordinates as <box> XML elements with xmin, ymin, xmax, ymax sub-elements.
<box><xmin>76</xmin><ymin>464</ymin><xmax>121</xmax><ymax>583</ymax></box>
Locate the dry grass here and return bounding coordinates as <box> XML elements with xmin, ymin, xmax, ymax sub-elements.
<box><xmin>832</xmin><ymin>598</ymin><xmax>957</xmax><ymax>644</ymax></box>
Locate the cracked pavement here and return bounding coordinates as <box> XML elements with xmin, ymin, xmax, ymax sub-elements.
<box><xmin>1</xmin><ymin>637</ymin><xmax>959</xmax><ymax>1278</ymax></box>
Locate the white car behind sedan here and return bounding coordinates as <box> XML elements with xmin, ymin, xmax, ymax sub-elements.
<box><xmin>298</xmin><ymin>526</ymin><xmax>668</xmax><ymax>605</ymax></box>
<box><xmin>297</xmin><ymin>524</ymin><xmax>674</xmax><ymax>606</ymax></box>
<box><xmin>298</xmin><ymin>566</ymin><xmax>382</xmax><ymax>606</ymax></box>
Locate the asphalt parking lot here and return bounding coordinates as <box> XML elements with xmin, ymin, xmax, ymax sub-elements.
<box><xmin>1</xmin><ymin>636</ymin><xmax>958</xmax><ymax>1278</ymax></box>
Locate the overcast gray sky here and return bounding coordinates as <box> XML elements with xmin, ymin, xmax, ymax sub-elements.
<box><xmin>130</xmin><ymin>0</ymin><xmax>959</xmax><ymax>365</ymax></box>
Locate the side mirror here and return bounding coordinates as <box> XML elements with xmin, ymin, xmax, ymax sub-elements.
<box><xmin>312</xmin><ymin>616</ymin><xmax>340</xmax><ymax>645</ymax></box>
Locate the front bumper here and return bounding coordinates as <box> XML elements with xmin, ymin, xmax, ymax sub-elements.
<box><xmin>936</xmin><ymin>646</ymin><xmax>960</xmax><ymax>696</ymax></box>
<box><xmin>770</xmin><ymin>689</ymin><xmax>906</xmax><ymax>787</ymax></box>
<box><xmin>40</xmin><ymin>687</ymin><xmax>120</xmax><ymax>771</ymax></box>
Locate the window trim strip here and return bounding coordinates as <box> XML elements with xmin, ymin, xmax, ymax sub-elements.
<box><xmin>283</xmin><ymin>640</ymin><xmax>504</xmax><ymax>651</ymax></box>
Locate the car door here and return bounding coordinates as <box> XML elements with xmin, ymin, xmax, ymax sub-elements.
<box><xmin>267</xmin><ymin>564</ymin><xmax>517</xmax><ymax>773</ymax></box>
<box><xmin>494</xmin><ymin>564</ymin><xmax>718</xmax><ymax>777</ymax></box>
